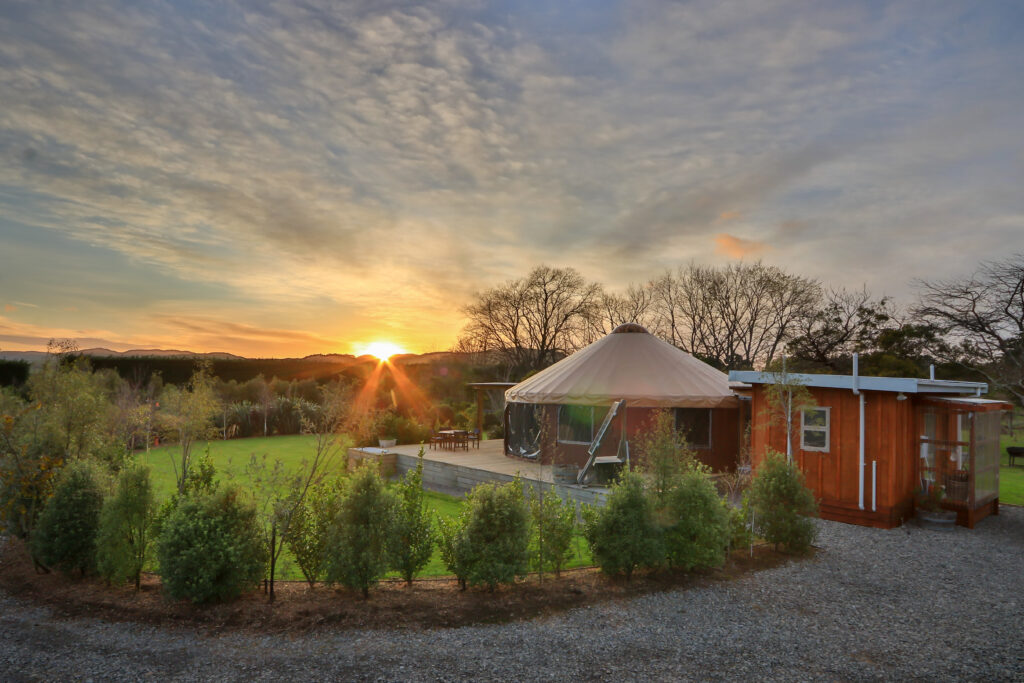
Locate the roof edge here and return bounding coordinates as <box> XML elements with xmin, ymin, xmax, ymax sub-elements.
<box><xmin>727</xmin><ymin>370</ymin><xmax>988</xmax><ymax>395</ymax></box>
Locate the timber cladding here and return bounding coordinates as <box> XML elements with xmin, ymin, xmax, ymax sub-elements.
<box><xmin>749</xmin><ymin>386</ymin><xmax>918</xmax><ymax>529</ymax></box>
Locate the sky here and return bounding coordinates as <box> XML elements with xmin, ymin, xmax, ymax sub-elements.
<box><xmin>1</xmin><ymin>0</ymin><xmax>1022</xmax><ymax>357</ymax></box>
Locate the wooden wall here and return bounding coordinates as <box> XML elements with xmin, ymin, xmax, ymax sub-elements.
<box><xmin>749</xmin><ymin>386</ymin><xmax>918</xmax><ymax>528</ymax></box>
<box><xmin>528</xmin><ymin>404</ymin><xmax>740</xmax><ymax>473</ymax></box>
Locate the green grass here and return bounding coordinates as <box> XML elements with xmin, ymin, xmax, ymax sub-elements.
<box><xmin>1000</xmin><ymin>425</ymin><xmax>1024</xmax><ymax>506</ymax></box>
<box><xmin>136</xmin><ymin>435</ymin><xmax>592</xmax><ymax>580</ymax></box>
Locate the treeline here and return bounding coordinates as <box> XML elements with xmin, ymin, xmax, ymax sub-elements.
<box><xmin>458</xmin><ymin>255</ymin><xmax>1024</xmax><ymax>404</ymax></box>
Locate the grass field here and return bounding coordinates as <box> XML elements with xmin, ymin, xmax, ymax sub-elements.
<box><xmin>999</xmin><ymin>427</ymin><xmax>1024</xmax><ymax>506</ymax></box>
<box><xmin>137</xmin><ymin>435</ymin><xmax>592</xmax><ymax>580</ymax></box>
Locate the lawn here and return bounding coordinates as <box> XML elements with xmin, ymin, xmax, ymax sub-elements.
<box><xmin>999</xmin><ymin>425</ymin><xmax>1024</xmax><ymax>506</ymax></box>
<box><xmin>137</xmin><ymin>435</ymin><xmax>592</xmax><ymax>580</ymax></box>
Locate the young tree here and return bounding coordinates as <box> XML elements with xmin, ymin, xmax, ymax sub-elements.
<box><xmin>323</xmin><ymin>463</ymin><xmax>397</xmax><ymax>598</ymax></box>
<box><xmin>96</xmin><ymin>463</ymin><xmax>157</xmax><ymax>589</ymax></box>
<box><xmin>748</xmin><ymin>450</ymin><xmax>818</xmax><ymax>553</ymax></box>
<box><xmin>461</xmin><ymin>480</ymin><xmax>530</xmax><ymax>591</ymax></box>
<box><xmin>30</xmin><ymin>460</ymin><xmax>106</xmax><ymax>576</ymax></box>
<box><xmin>761</xmin><ymin>358</ymin><xmax>816</xmax><ymax>462</ymax></box>
<box><xmin>661</xmin><ymin>465</ymin><xmax>730</xmax><ymax>571</ymax></box>
<box><xmin>387</xmin><ymin>449</ymin><xmax>436</xmax><ymax>586</ymax></box>
<box><xmin>637</xmin><ymin>410</ymin><xmax>692</xmax><ymax>505</ymax></box>
<box><xmin>285</xmin><ymin>476</ymin><xmax>345</xmax><ymax>588</ymax></box>
<box><xmin>247</xmin><ymin>432</ymin><xmax>348</xmax><ymax>600</ymax></box>
<box><xmin>437</xmin><ymin>510</ymin><xmax>472</xmax><ymax>591</ymax></box>
<box><xmin>156</xmin><ymin>487</ymin><xmax>266</xmax><ymax>604</ymax></box>
<box><xmin>158</xmin><ymin>365</ymin><xmax>220</xmax><ymax>494</ymax></box>
<box><xmin>528</xmin><ymin>485</ymin><xmax>576</xmax><ymax>579</ymax></box>
<box><xmin>0</xmin><ymin>395</ymin><xmax>64</xmax><ymax>558</ymax></box>
<box><xmin>582</xmin><ymin>470</ymin><xmax>662</xmax><ymax>581</ymax></box>
<box><xmin>27</xmin><ymin>349</ymin><xmax>112</xmax><ymax>461</ymax></box>
<box><xmin>914</xmin><ymin>253</ymin><xmax>1024</xmax><ymax>404</ymax></box>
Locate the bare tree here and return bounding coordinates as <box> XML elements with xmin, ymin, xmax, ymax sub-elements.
<box><xmin>457</xmin><ymin>265</ymin><xmax>603</xmax><ymax>379</ymax></box>
<box><xmin>649</xmin><ymin>262</ymin><xmax>820</xmax><ymax>370</ymax></box>
<box><xmin>786</xmin><ymin>287</ymin><xmax>894</xmax><ymax>371</ymax></box>
<box><xmin>913</xmin><ymin>254</ymin><xmax>1024</xmax><ymax>404</ymax></box>
<box><xmin>590</xmin><ymin>282</ymin><xmax>657</xmax><ymax>338</ymax></box>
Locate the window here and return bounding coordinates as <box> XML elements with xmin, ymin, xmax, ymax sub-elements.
<box><xmin>557</xmin><ymin>405</ymin><xmax>608</xmax><ymax>444</ymax></box>
<box><xmin>674</xmin><ymin>408</ymin><xmax>712</xmax><ymax>449</ymax></box>
<box><xmin>507</xmin><ymin>403</ymin><xmax>542</xmax><ymax>458</ymax></box>
<box><xmin>801</xmin><ymin>407</ymin><xmax>830</xmax><ymax>452</ymax></box>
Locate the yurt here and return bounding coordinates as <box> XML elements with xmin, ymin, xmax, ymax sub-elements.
<box><xmin>504</xmin><ymin>324</ymin><xmax>741</xmax><ymax>481</ymax></box>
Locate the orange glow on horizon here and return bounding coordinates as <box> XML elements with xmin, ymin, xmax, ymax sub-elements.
<box><xmin>354</xmin><ymin>341</ymin><xmax>408</xmax><ymax>361</ymax></box>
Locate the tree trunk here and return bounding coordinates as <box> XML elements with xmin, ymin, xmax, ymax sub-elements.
<box><xmin>268</xmin><ymin>523</ymin><xmax>276</xmax><ymax>602</ymax></box>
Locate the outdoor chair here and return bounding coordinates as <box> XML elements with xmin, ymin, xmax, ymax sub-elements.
<box><xmin>467</xmin><ymin>429</ymin><xmax>481</xmax><ymax>448</ymax></box>
<box><xmin>1008</xmin><ymin>446</ymin><xmax>1024</xmax><ymax>467</ymax></box>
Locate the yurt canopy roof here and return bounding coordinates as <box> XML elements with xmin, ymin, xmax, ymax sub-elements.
<box><xmin>505</xmin><ymin>324</ymin><xmax>739</xmax><ymax>408</ymax></box>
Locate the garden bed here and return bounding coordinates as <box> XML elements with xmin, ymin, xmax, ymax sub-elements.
<box><xmin>0</xmin><ymin>537</ymin><xmax>794</xmax><ymax>634</ymax></box>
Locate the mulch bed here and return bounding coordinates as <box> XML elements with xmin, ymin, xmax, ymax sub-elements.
<box><xmin>0</xmin><ymin>538</ymin><xmax>799</xmax><ymax>634</ymax></box>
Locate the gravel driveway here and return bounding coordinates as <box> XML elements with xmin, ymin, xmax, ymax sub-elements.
<box><xmin>2</xmin><ymin>507</ymin><xmax>1023</xmax><ymax>682</ymax></box>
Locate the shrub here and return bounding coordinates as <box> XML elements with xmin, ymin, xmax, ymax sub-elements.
<box><xmin>660</xmin><ymin>465</ymin><xmax>730</xmax><ymax>571</ymax></box>
<box><xmin>285</xmin><ymin>476</ymin><xmax>344</xmax><ymax>587</ymax></box>
<box><xmin>458</xmin><ymin>480</ymin><xmax>530</xmax><ymax>590</ymax></box>
<box><xmin>387</xmin><ymin>450</ymin><xmax>435</xmax><ymax>586</ymax></box>
<box><xmin>437</xmin><ymin>510</ymin><xmax>472</xmax><ymax>591</ymax></box>
<box><xmin>323</xmin><ymin>463</ymin><xmax>397</xmax><ymax>598</ymax></box>
<box><xmin>748</xmin><ymin>450</ymin><xmax>818</xmax><ymax>553</ymax></box>
<box><xmin>96</xmin><ymin>464</ymin><xmax>156</xmax><ymax>589</ymax></box>
<box><xmin>156</xmin><ymin>487</ymin><xmax>265</xmax><ymax>604</ymax></box>
<box><xmin>583</xmin><ymin>470</ymin><xmax>662</xmax><ymax>580</ymax></box>
<box><xmin>30</xmin><ymin>460</ymin><xmax>106</xmax><ymax>576</ymax></box>
<box><xmin>528</xmin><ymin>485</ymin><xmax>576</xmax><ymax>577</ymax></box>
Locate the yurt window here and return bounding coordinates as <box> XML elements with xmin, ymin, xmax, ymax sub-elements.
<box><xmin>674</xmin><ymin>408</ymin><xmax>712</xmax><ymax>449</ymax></box>
<box><xmin>507</xmin><ymin>403</ymin><xmax>542</xmax><ymax>458</ymax></box>
<box><xmin>557</xmin><ymin>405</ymin><xmax>609</xmax><ymax>444</ymax></box>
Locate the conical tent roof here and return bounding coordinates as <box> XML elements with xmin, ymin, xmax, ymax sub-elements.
<box><xmin>505</xmin><ymin>324</ymin><xmax>738</xmax><ymax>408</ymax></box>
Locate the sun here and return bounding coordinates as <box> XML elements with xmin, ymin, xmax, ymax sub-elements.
<box><xmin>356</xmin><ymin>341</ymin><xmax>408</xmax><ymax>361</ymax></box>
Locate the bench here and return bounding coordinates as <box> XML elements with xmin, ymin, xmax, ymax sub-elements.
<box><xmin>1008</xmin><ymin>446</ymin><xmax>1024</xmax><ymax>467</ymax></box>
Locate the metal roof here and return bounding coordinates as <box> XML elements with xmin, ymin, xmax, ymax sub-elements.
<box><xmin>727</xmin><ymin>371</ymin><xmax>988</xmax><ymax>396</ymax></box>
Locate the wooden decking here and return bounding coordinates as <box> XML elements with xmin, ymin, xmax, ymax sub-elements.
<box><xmin>387</xmin><ymin>439</ymin><xmax>557</xmax><ymax>482</ymax></box>
<box><xmin>350</xmin><ymin>439</ymin><xmax>609</xmax><ymax>506</ymax></box>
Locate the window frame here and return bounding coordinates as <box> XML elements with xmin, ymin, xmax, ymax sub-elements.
<box><xmin>673</xmin><ymin>407</ymin><xmax>713</xmax><ymax>450</ymax></box>
<box><xmin>800</xmin><ymin>406</ymin><xmax>831</xmax><ymax>452</ymax></box>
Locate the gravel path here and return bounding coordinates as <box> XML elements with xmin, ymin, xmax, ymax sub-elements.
<box><xmin>3</xmin><ymin>508</ymin><xmax>1023</xmax><ymax>682</ymax></box>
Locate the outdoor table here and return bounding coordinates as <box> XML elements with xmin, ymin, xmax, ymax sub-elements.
<box><xmin>439</xmin><ymin>429</ymin><xmax>469</xmax><ymax>450</ymax></box>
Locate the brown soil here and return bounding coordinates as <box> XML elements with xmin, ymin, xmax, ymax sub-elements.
<box><xmin>0</xmin><ymin>538</ymin><xmax>798</xmax><ymax>635</ymax></box>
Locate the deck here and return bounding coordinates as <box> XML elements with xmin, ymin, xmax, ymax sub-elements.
<box><xmin>349</xmin><ymin>439</ymin><xmax>609</xmax><ymax>506</ymax></box>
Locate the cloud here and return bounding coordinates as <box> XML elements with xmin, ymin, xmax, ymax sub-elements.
<box><xmin>0</xmin><ymin>0</ymin><xmax>1022</xmax><ymax>352</ymax></box>
<box><xmin>3</xmin><ymin>304</ymin><xmax>16</xmax><ymax>313</ymax></box>
<box><xmin>714</xmin><ymin>234</ymin><xmax>770</xmax><ymax>259</ymax></box>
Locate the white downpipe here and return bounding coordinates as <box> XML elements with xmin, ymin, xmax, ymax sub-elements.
<box><xmin>872</xmin><ymin>461</ymin><xmax>877</xmax><ymax>512</ymax></box>
<box><xmin>853</xmin><ymin>353</ymin><xmax>865</xmax><ymax>511</ymax></box>
<box><xmin>783</xmin><ymin>355</ymin><xmax>792</xmax><ymax>461</ymax></box>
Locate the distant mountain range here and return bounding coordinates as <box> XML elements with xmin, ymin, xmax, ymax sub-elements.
<box><xmin>0</xmin><ymin>348</ymin><xmax>471</xmax><ymax>364</ymax></box>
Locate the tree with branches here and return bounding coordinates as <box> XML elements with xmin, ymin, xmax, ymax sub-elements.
<box><xmin>913</xmin><ymin>254</ymin><xmax>1024</xmax><ymax>404</ymax></box>
<box><xmin>649</xmin><ymin>262</ymin><xmax>820</xmax><ymax>370</ymax></box>
<box><xmin>457</xmin><ymin>265</ymin><xmax>603</xmax><ymax>379</ymax></box>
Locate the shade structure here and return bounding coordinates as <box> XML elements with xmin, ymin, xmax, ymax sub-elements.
<box><xmin>505</xmin><ymin>324</ymin><xmax>738</xmax><ymax>408</ymax></box>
